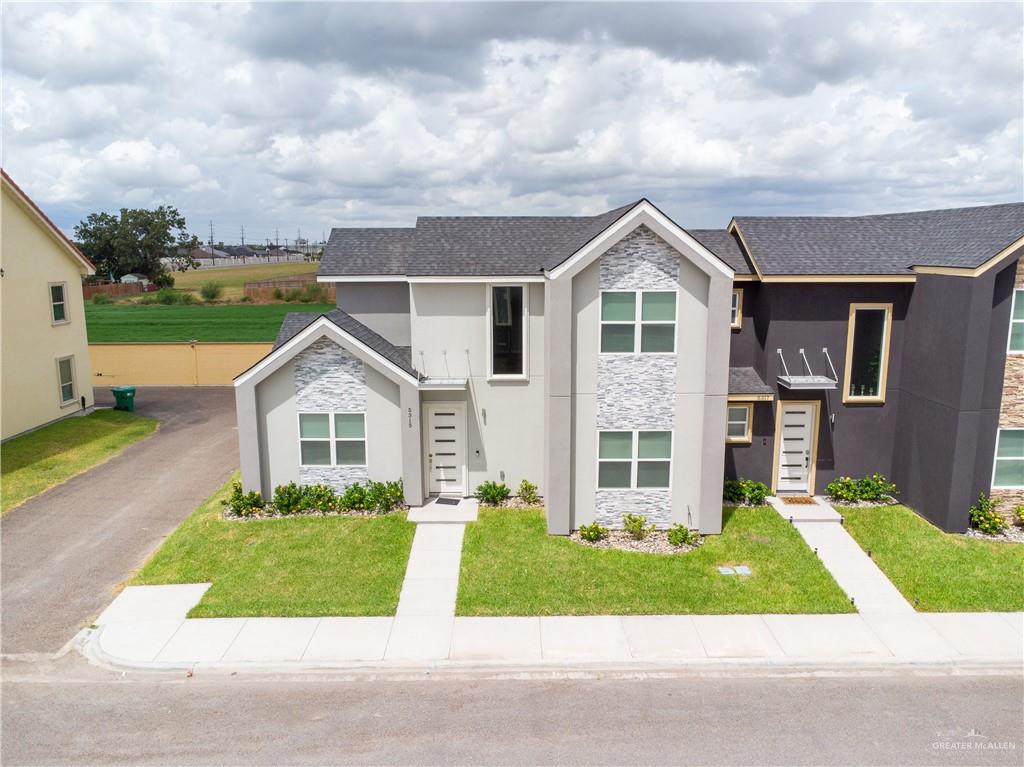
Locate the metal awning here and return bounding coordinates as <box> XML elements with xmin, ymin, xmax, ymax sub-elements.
<box><xmin>419</xmin><ymin>377</ymin><xmax>468</xmax><ymax>391</ymax></box>
<box><xmin>776</xmin><ymin>348</ymin><xmax>838</xmax><ymax>391</ymax></box>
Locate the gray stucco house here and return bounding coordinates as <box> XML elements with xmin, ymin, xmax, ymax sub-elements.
<box><xmin>234</xmin><ymin>199</ymin><xmax>1024</xmax><ymax>533</ymax></box>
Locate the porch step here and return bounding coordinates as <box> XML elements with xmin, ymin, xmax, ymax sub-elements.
<box><xmin>408</xmin><ymin>497</ymin><xmax>479</xmax><ymax>523</ymax></box>
<box><xmin>766</xmin><ymin>496</ymin><xmax>842</xmax><ymax>523</ymax></box>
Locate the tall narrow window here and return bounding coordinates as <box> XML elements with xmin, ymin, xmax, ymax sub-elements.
<box><xmin>600</xmin><ymin>290</ymin><xmax>676</xmax><ymax>354</ymax></box>
<box><xmin>730</xmin><ymin>289</ymin><xmax>743</xmax><ymax>329</ymax></box>
<box><xmin>50</xmin><ymin>283</ymin><xmax>67</xmax><ymax>323</ymax></box>
<box><xmin>1009</xmin><ymin>289</ymin><xmax>1023</xmax><ymax>354</ymax></box>
<box><xmin>490</xmin><ymin>285</ymin><xmax>525</xmax><ymax>376</ymax></box>
<box><xmin>843</xmin><ymin>304</ymin><xmax>892</xmax><ymax>403</ymax></box>
<box><xmin>993</xmin><ymin>428</ymin><xmax>1023</xmax><ymax>488</ymax></box>
<box><xmin>57</xmin><ymin>356</ymin><xmax>75</xmax><ymax>404</ymax></box>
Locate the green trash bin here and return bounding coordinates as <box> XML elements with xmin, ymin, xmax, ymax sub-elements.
<box><xmin>111</xmin><ymin>386</ymin><xmax>136</xmax><ymax>412</ymax></box>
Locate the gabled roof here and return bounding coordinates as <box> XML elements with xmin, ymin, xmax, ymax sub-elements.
<box><xmin>689</xmin><ymin>229</ymin><xmax>754</xmax><ymax>275</ymax></box>
<box><xmin>1</xmin><ymin>169</ymin><xmax>95</xmax><ymax>274</ymax></box>
<box><xmin>732</xmin><ymin>203</ymin><xmax>1024</xmax><ymax>276</ymax></box>
<box><xmin>272</xmin><ymin>308</ymin><xmax>420</xmax><ymax>379</ymax></box>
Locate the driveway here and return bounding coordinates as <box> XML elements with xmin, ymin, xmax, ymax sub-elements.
<box><xmin>1</xmin><ymin>387</ymin><xmax>238</xmax><ymax>655</ymax></box>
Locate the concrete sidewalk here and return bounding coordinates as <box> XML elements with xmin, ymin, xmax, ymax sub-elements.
<box><xmin>84</xmin><ymin>584</ymin><xmax>1022</xmax><ymax>672</ymax></box>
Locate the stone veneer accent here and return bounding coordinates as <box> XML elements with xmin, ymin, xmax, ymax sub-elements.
<box><xmin>294</xmin><ymin>337</ymin><xmax>368</xmax><ymax>490</ymax></box>
<box><xmin>992</xmin><ymin>259</ymin><xmax>1024</xmax><ymax>514</ymax></box>
<box><xmin>594</xmin><ymin>225</ymin><xmax>679</xmax><ymax>528</ymax></box>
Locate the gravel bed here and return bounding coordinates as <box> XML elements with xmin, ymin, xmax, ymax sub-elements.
<box><xmin>479</xmin><ymin>498</ymin><xmax>544</xmax><ymax>510</ymax></box>
<box><xmin>222</xmin><ymin>507</ymin><xmax>405</xmax><ymax>521</ymax></box>
<box><xmin>962</xmin><ymin>525</ymin><xmax>1024</xmax><ymax>544</ymax></box>
<box><xmin>569</xmin><ymin>529</ymin><xmax>703</xmax><ymax>555</ymax></box>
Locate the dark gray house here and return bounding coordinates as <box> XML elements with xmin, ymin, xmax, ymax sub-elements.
<box><xmin>234</xmin><ymin>200</ymin><xmax>1024</xmax><ymax>533</ymax></box>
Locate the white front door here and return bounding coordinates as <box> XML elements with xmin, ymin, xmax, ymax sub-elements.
<box><xmin>425</xmin><ymin>403</ymin><xmax>467</xmax><ymax>495</ymax></box>
<box><xmin>775</xmin><ymin>402</ymin><xmax>818</xmax><ymax>493</ymax></box>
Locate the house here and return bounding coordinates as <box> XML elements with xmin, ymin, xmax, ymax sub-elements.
<box><xmin>119</xmin><ymin>273</ymin><xmax>150</xmax><ymax>285</ymax></box>
<box><xmin>223</xmin><ymin>245</ymin><xmax>257</xmax><ymax>259</ymax></box>
<box><xmin>234</xmin><ymin>199</ymin><xmax>1023</xmax><ymax>533</ymax></box>
<box><xmin>1</xmin><ymin>170</ymin><xmax>96</xmax><ymax>441</ymax></box>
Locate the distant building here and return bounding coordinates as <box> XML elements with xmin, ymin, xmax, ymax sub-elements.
<box><xmin>119</xmin><ymin>273</ymin><xmax>150</xmax><ymax>285</ymax></box>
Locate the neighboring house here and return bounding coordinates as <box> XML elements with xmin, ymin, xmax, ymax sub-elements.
<box><xmin>234</xmin><ymin>199</ymin><xmax>1023</xmax><ymax>533</ymax></box>
<box><xmin>119</xmin><ymin>273</ymin><xmax>150</xmax><ymax>285</ymax></box>
<box><xmin>223</xmin><ymin>245</ymin><xmax>257</xmax><ymax>259</ymax></box>
<box><xmin>1</xmin><ymin>170</ymin><xmax>96</xmax><ymax>441</ymax></box>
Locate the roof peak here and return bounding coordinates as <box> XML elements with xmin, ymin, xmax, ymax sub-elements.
<box><xmin>735</xmin><ymin>200</ymin><xmax>1022</xmax><ymax>223</ymax></box>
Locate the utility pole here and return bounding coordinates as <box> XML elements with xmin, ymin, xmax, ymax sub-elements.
<box><xmin>240</xmin><ymin>225</ymin><xmax>245</xmax><ymax>247</ymax></box>
<box><xmin>208</xmin><ymin>221</ymin><xmax>215</xmax><ymax>265</ymax></box>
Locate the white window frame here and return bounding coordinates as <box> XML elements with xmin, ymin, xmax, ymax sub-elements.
<box><xmin>730</xmin><ymin>288</ymin><xmax>743</xmax><ymax>330</ymax></box>
<box><xmin>726</xmin><ymin>403</ymin><xmax>753</xmax><ymax>444</ymax></box>
<box><xmin>992</xmin><ymin>427</ymin><xmax>1024</xmax><ymax>489</ymax></box>
<box><xmin>1009</xmin><ymin>288</ymin><xmax>1023</xmax><ymax>355</ymax></box>
<box><xmin>596</xmin><ymin>429</ymin><xmax>674</xmax><ymax>490</ymax></box>
<box><xmin>297</xmin><ymin>411</ymin><xmax>368</xmax><ymax>468</ymax></box>
<box><xmin>599</xmin><ymin>289</ymin><xmax>678</xmax><ymax>355</ymax></box>
<box><xmin>49</xmin><ymin>281</ymin><xmax>69</xmax><ymax>325</ymax></box>
<box><xmin>485</xmin><ymin>283</ymin><xmax>530</xmax><ymax>381</ymax></box>
<box><xmin>56</xmin><ymin>355</ymin><xmax>76</xmax><ymax>406</ymax></box>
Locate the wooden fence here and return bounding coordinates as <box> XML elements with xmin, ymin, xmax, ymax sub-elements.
<box><xmin>244</xmin><ymin>274</ymin><xmax>335</xmax><ymax>302</ymax></box>
<box><xmin>83</xmin><ymin>282</ymin><xmax>143</xmax><ymax>299</ymax></box>
<box><xmin>90</xmin><ymin>342</ymin><xmax>273</xmax><ymax>386</ymax></box>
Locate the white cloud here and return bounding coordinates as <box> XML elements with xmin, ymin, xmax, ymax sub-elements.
<box><xmin>1</xmin><ymin>1</ymin><xmax>1019</xmax><ymax>242</ymax></box>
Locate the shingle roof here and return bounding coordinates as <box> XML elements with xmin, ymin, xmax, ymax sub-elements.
<box><xmin>320</xmin><ymin>228</ymin><xmax>417</xmax><ymax>276</ymax></box>
<box><xmin>728</xmin><ymin>367</ymin><xmax>774</xmax><ymax>396</ymax></box>
<box><xmin>273</xmin><ymin>309</ymin><xmax>421</xmax><ymax>379</ymax></box>
<box><xmin>689</xmin><ymin>229</ymin><xmax>753</xmax><ymax>275</ymax></box>
<box><xmin>733</xmin><ymin>203</ymin><xmax>1024</xmax><ymax>275</ymax></box>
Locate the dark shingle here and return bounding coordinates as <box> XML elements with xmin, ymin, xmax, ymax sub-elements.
<box><xmin>320</xmin><ymin>228</ymin><xmax>416</xmax><ymax>276</ymax></box>
<box><xmin>728</xmin><ymin>367</ymin><xmax>773</xmax><ymax>396</ymax></box>
<box><xmin>689</xmin><ymin>229</ymin><xmax>753</xmax><ymax>275</ymax></box>
<box><xmin>273</xmin><ymin>310</ymin><xmax>421</xmax><ymax>379</ymax></box>
<box><xmin>734</xmin><ymin>203</ymin><xmax>1024</xmax><ymax>275</ymax></box>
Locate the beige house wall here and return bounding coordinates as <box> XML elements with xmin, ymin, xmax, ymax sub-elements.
<box><xmin>992</xmin><ymin>259</ymin><xmax>1024</xmax><ymax>512</ymax></box>
<box><xmin>1</xmin><ymin>183</ymin><xmax>93</xmax><ymax>440</ymax></box>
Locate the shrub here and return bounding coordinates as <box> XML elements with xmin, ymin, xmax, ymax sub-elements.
<box><xmin>622</xmin><ymin>512</ymin><xmax>655</xmax><ymax>540</ymax></box>
<box><xmin>723</xmin><ymin>479</ymin><xmax>745</xmax><ymax>504</ymax></box>
<box><xmin>969</xmin><ymin>493</ymin><xmax>1007</xmax><ymax>536</ymax></box>
<box><xmin>299</xmin><ymin>283</ymin><xmax>324</xmax><ymax>303</ymax></box>
<box><xmin>667</xmin><ymin>523</ymin><xmax>694</xmax><ymax>547</ymax></box>
<box><xmin>223</xmin><ymin>481</ymin><xmax>265</xmax><ymax>517</ymax></box>
<box><xmin>365</xmin><ymin>480</ymin><xmax>405</xmax><ymax>513</ymax></box>
<box><xmin>153</xmin><ymin>272</ymin><xmax>175</xmax><ymax>288</ymax></box>
<box><xmin>273</xmin><ymin>287</ymin><xmax>284</xmax><ymax>300</ymax></box>
<box><xmin>825</xmin><ymin>474</ymin><xmax>898</xmax><ymax>503</ymax></box>
<box><xmin>199</xmin><ymin>281</ymin><xmax>223</xmax><ymax>301</ymax></box>
<box><xmin>740</xmin><ymin>479</ymin><xmax>769</xmax><ymax>505</ymax></box>
<box><xmin>273</xmin><ymin>482</ymin><xmax>306</xmax><ymax>515</ymax></box>
<box><xmin>92</xmin><ymin>292</ymin><xmax>113</xmax><ymax>305</ymax></box>
<box><xmin>302</xmin><ymin>483</ymin><xmax>337</xmax><ymax>513</ymax></box>
<box><xmin>156</xmin><ymin>287</ymin><xmax>179</xmax><ymax>305</ymax></box>
<box><xmin>517</xmin><ymin>479</ymin><xmax>539</xmax><ymax>505</ymax></box>
<box><xmin>240</xmin><ymin>295</ymin><xmax>254</xmax><ymax>303</ymax></box>
<box><xmin>475</xmin><ymin>480</ymin><xmax>511</xmax><ymax>506</ymax></box>
<box><xmin>825</xmin><ymin>476</ymin><xmax>860</xmax><ymax>502</ymax></box>
<box><xmin>284</xmin><ymin>288</ymin><xmax>303</xmax><ymax>302</ymax></box>
<box><xmin>578</xmin><ymin>522</ymin><xmax>609</xmax><ymax>542</ymax></box>
<box><xmin>137</xmin><ymin>293</ymin><xmax>158</xmax><ymax>305</ymax></box>
<box><xmin>1015</xmin><ymin>505</ymin><xmax>1024</xmax><ymax>526</ymax></box>
<box><xmin>338</xmin><ymin>482</ymin><xmax>368</xmax><ymax>511</ymax></box>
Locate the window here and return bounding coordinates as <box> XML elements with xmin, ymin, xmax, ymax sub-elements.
<box><xmin>56</xmin><ymin>356</ymin><xmax>75</xmax><ymax>404</ymax></box>
<box><xmin>489</xmin><ymin>285</ymin><xmax>526</xmax><ymax>377</ymax></box>
<box><xmin>731</xmin><ymin>289</ymin><xmax>743</xmax><ymax>329</ymax></box>
<box><xmin>298</xmin><ymin>412</ymin><xmax>366</xmax><ymax>467</ymax></box>
<box><xmin>597</xmin><ymin>430</ymin><xmax>672</xmax><ymax>489</ymax></box>
<box><xmin>50</xmin><ymin>282</ymin><xmax>68</xmax><ymax>324</ymax></box>
<box><xmin>726</xmin><ymin>403</ymin><xmax>752</xmax><ymax>443</ymax></box>
<box><xmin>1009</xmin><ymin>289</ymin><xmax>1023</xmax><ymax>354</ymax></box>
<box><xmin>599</xmin><ymin>290</ymin><xmax>676</xmax><ymax>354</ymax></box>
<box><xmin>842</xmin><ymin>303</ymin><xmax>892</xmax><ymax>403</ymax></box>
<box><xmin>993</xmin><ymin>428</ymin><xmax>1024</xmax><ymax>488</ymax></box>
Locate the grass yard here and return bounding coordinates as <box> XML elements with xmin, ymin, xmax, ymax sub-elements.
<box><xmin>171</xmin><ymin>262</ymin><xmax>319</xmax><ymax>300</ymax></box>
<box><xmin>85</xmin><ymin>302</ymin><xmax>336</xmax><ymax>342</ymax></box>
<box><xmin>841</xmin><ymin>505</ymin><xmax>1024</xmax><ymax>612</ymax></box>
<box><xmin>132</xmin><ymin>477</ymin><xmax>416</xmax><ymax>617</ymax></box>
<box><xmin>2</xmin><ymin>410</ymin><xmax>159</xmax><ymax>513</ymax></box>
<box><xmin>456</xmin><ymin>507</ymin><xmax>853</xmax><ymax>615</ymax></box>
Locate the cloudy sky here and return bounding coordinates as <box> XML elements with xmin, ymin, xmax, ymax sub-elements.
<box><xmin>3</xmin><ymin>2</ymin><xmax>1021</xmax><ymax>243</ymax></box>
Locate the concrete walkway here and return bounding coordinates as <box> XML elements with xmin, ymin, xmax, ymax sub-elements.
<box><xmin>85</xmin><ymin>584</ymin><xmax>1022</xmax><ymax>671</ymax></box>
<box><xmin>1</xmin><ymin>387</ymin><xmax>238</xmax><ymax>655</ymax></box>
<box><xmin>767</xmin><ymin>496</ymin><xmax>914</xmax><ymax>615</ymax></box>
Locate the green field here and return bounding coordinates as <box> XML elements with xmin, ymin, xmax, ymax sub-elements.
<box><xmin>85</xmin><ymin>302</ymin><xmax>336</xmax><ymax>342</ymax></box>
<box><xmin>171</xmin><ymin>262</ymin><xmax>318</xmax><ymax>299</ymax></box>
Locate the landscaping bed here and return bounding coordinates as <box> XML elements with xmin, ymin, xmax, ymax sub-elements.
<box><xmin>456</xmin><ymin>506</ymin><xmax>853</xmax><ymax>616</ymax></box>
<box><xmin>568</xmin><ymin>528</ymin><xmax>703</xmax><ymax>555</ymax></box>
<box><xmin>840</xmin><ymin>505</ymin><xmax>1024</xmax><ymax>612</ymax></box>
<box><xmin>133</xmin><ymin>476</ymin><xmax>416</xmax><ymax>617</ymax></box>
<box><xmin>2</xmin><ymin>409</ymin><xmax>158</xmax><ymax>512</ymax></box>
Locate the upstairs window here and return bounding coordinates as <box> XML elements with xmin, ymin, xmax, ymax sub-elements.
<box><xmin>843</xmin><ymin>303</ymin><xmax>892</xmax><ymax>403</ymax></box>
<box><xmin>298</xmin><ymin>412</ymin><xmax>366</xmax><ymax>467</ymax></box>
<box><xmin>489</xmin><ymin>285</ymin><xmax>527</xmax><ymax>378</ymax></box>
<box><xmin>993</xmin><ymin>429</ymin><xmax>1023</xmax><ymax>488</ymax></box>
<box><xmin>1009</xmin><ymin>289</ymin><xmax>1023</xmax><ymax>354</ymax></box>
<box><xmin>50</xmin><ymin>282</ymin><xmax>68</xmax><ymax>324</ymax></box>
<box><xmin>600</xmin><ymin>290</ymin><xmax>677</xmax><ymax>354</ymax></box>
<box><xmin>597</xmin><ymin>430</ymin><xmax>672</xmax><ymax>489</ymax></box>
<box><xmin>731</xmin><ymin>289</ymin><xmax>743</xmax><ymax>329</ymax></box>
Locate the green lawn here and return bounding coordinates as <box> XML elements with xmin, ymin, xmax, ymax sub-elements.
<box><xmin>133</xmin><ymin>477</ymin><xmax>416</xmax><ymax>617</ymax></box>
<box><xmin>456</xmin><ymin>507</ymin><xmax>853</xmax><ymax>615</ymax></box>
<box><xmin>841</xmin><ymin>505</ymin><xmax>1024</xmax><ymax>612</ymax></box>
<box><xmin>2</xmin><ymin>410</ymin><xmax>159</xmax><ymax>513</ymax></box>
<box><xmin>85</xmin><ymin>302</ymin><xmax>336</xmax><ymax>342</ymax></box>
